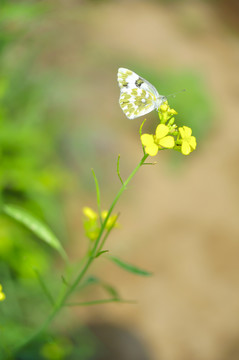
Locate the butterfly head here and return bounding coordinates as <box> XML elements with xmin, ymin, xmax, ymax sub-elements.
<box><xmin>156</xmin><ymin>95</ymin><xmax>167</xmax><ymax>110</ymax></box>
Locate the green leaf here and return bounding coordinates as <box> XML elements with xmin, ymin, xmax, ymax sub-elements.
<box><xmin>3</xmin><ymin>204</ymin><xmax>68</xmax><ymax>261</ymax></box>
<box><xmin>80</xmin><ymin>275</ymin><xmax>100</xmax><ymax>288</ymax></box>
<box><xmin>61</xmin><ymin>276</ymin><xmax>70</xmax><ymax>287</ymax></box>
<box><xmin>66</xmin><ymin>298</ymin><xmax>136</xmax><ymax>307</ymax></box>
<box><xmin>102</xmin><ymin>283</ymin><xmax>120</xmax><ymax>299</ymax></box>
<box><xmin>78</xmin><ymin>276</ymin><xmax>120</xmax><ymax>299</ymax></box>
<box><xmin>91</xmin><ymin>168</ymin><xmax>102</xmax><ymax>225</ymax></box>
<box><xmin>108</xmin><ymin>256</ymin><xmax>152</xmax><ymax>276</ymax></box>
<box><xmin>95</xmin><ymin>250</ymin><xmax>109</xmax><ymax>258</ymax></box>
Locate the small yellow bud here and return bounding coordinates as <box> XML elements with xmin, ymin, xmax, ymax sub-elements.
<box><xmin>0</xmin><ymin>284</ymin><xmax>6</xmax><ymax>301</ymax></box>
<box><xmin>160</xmin><ymin>104</ymin><xmax>168</xmax><ymax>112</ymax></box>
<box><xmin>106</xmin><ymin>215</ymin><xmax>118</xmax><ymax>229</ymax></box>
<box><xmin>82</xmin><ymin>207</ymin><xmax>98</xmax><ymax>220</ymax></box>
<box><xmin>101</xmin><ymin>210</ymin><xmax>108</xmax><ymax>219</ymax></box>
<box><xmin>0</xmin><ymin>292</ymin><xmax>6</xmax><ymax>301</ymax></box>
<box><xmin>168</xmin><ymin>117</ymin><xmax>175</xmax><ymax>126</ymax></box>
<box><xmin>169</xmin><ymin>108</ymin><xmax>178</xmax><ymax>115</ymax></box>
<box><xmin>102</xmin><ymin>211</ymin><xmax>118</xmax><ymax>229</ymax></box>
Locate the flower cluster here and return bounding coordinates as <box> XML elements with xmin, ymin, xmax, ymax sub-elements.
<box><xmin>0</xmin><ymin>284</ymin><xmax>5</xmax><ymax>301</ymax></box>
<box><xmin>82</xmin><ymin>207</ymin><xmax>118</xmax><ymax>241</ymax></box>
<box><xmin>141</xmin><ymin>102</ymin><xmax>197</xmax><ymax>156</ymax></box>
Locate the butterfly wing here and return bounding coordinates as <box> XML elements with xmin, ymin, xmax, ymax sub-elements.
<box><xmin>117</xmin><ymin>68</ymin><xmax>160</xmax><ymax>120</ymax></box>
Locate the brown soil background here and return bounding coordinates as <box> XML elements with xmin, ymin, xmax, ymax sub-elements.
<box><xmin>28</xmin><ymin>1</ymin><xmax>239</xmax><ymax>359</ymax></box>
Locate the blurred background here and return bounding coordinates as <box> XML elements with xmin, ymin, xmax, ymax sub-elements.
<box><xmin>0</xmin><ymin>0</ymin><xmax>239</xmax><ymax>359</ymax></box>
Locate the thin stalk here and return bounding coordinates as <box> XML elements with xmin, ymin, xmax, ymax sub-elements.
<box><xmin>97</xmin><ymin>213</ymin><xmax>120</xmax><ymax>254</ymax></box>
<box><xmin>91</xmin><ymin>169</ymin><xmax>103</xmax><ymax>225</ymax></box>
<box><xmin>91</xmin><ymin>152</ymin><xmax>148</xmax><ymax>258</ymax></box>
<box><xmin>117</xmin><ymin>154</ymin><xmax>124</xmax><ymax>185</ymax></box>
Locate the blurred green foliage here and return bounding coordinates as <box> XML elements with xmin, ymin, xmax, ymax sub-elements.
<box><xmin>0</xmin><ymin>0</ymin><xmax>69</xmax><ymax>276</ymax></box>
<box><xmin>0</xmin><ymin>3</ymin><xmax>72</xmax><ymax>354</ymax></box>
<box><xmin>0</xmin><ymin>1</ymin><xmax>74</xmax><ymax>359</ymax></box>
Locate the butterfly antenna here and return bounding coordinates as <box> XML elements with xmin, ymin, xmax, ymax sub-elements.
<box><xmin>166</xmin><ymin>89</ymin><xmax>186</xmax><ymax>98</ymax></box>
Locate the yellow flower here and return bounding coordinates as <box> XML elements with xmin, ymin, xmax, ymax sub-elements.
<box><xmin>0</xmin><ymin>284</ymin><xmax>6</xmax><ymax>301</ymax></box>
<box><xmin>141</xmin><ymin>124</ymin><xmax>175</xmax><ymax>157</ymax></box>
<box><xmin>179</xmin><ymin>126</ymin><xmax>197</xmax><ymax>155</ymax></box>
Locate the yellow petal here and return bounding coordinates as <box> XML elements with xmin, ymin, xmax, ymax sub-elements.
<box><xmin>183</xmin><ymin>126</ymin><xmax>192</xmax><ymax>137</ymax></box>
<box><xmin>155</xmin><ymin>124</ymin><xmax>169</xmax><ymax>139</ymax></box>
<box><xmin>0</xmin><ymin>292</ymin><xmax>5</xmax><ymax>301</ymax></box>
<box><xmin>179</xmin><ymin>127</ymin><xmax>186</xmax><ymax>138</ymax></box>
<box><xmin>145</xmin><ymin>144</ymin><xmax>158</xmax><ymax>156</ymax></box>
<box><xmin>181</xmin><ymin>141</ymin><xmax>191</xmax><ymax>155</ymax></box>
<box><xmin>141</xmin><ymin>134</ymin><xmax>154</xmax><ymax>146</ymax></box>
<box><xmin>158</xmin><ymin>136</ymin><xmax>175</xmax><ymax>148</ymax></box>
<box><xmin>189</xmin><ymin>136</ymin><xmax>197</xmax><ymax>149</ymax></box>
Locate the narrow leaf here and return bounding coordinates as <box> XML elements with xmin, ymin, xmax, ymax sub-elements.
<box><xmin>102</xmin><ymin>283</ymin><xmax>120</xmax><ymax>299</ymax></box>
<box><xmin>95</xmin><ymin>250</ymin><xmax>109</xmax><ymax>258</ymax></box>
<box><xmin>77</xmin><ymin>276</ymin><xmax>100</xmax><ymax>291</ymax></box>
<box><xmin>91</xmin><ymin>169</ymin><xmax>102</xmax><ymax>224</ymax></box>
<box><xmin>61</xmin><ymin>276</ymin><xmax>70</xmax><ymax>287</ymax></box>
<box><xmin>3</xmin><ymin>204</ymin><xmax>68</xmax><ymax>261</ymax></box>
<box><xmin>66</xmin><ymin>298</ymin><xmax>136</xmax><ymax>307</ymax></box>
<box><xmin>117</xmin><ymin>154</ymin><xmax>124</xmax><ymax>185</ymax></box>
<box><xmin>108</xmin><ymin>256</ymin><xmax>152</xmax><ymax>276</ymax></box>
<box><xmin>78</xmin><ymin>276</ymin><xmax>119</xmax><ymax>300</ymax></box>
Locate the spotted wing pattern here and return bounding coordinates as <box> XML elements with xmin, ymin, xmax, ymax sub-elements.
<box><xmin>117</xmin><ymin>68</ymin><xmax>164</xmax><ymax>120</ymax></box>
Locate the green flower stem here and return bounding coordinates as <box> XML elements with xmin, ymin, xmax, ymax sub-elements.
<box><xmin>97</xmin><ymin>213</ymin><xmax>120</xmax><ymax>255</ymax></box>
<box><xmin>12</xmin><ymin>152</ymin><xmax>148</xmax><ymax>358</ymax></box>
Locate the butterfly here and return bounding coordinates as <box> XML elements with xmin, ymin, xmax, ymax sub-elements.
<box><xmin>117</xmin><ymin>67</ymin><xmax>167</xmax><ymax>120</ymax></box>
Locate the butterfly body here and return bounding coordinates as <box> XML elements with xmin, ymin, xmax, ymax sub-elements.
<box><xmin>117</xmin><ymin>68</ymin><xmax>167</xmax><ymax>120</ymax></box>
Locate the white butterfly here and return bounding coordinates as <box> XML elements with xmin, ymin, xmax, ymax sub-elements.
<box><xmin>117</xmin><ymin>67</ymin><xmax>167</xmax><ymax>120</ymax></box>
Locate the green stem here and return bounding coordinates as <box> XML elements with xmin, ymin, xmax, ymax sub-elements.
<box><xmin>12</xmin><ymin>153</ymin><xmax>148</xmax><ymax>357</ymax></box>
<box><xmin>91</xmin><ymin>152</ymin><xmax>148</xmax><ymax>257</ymax></box>
<box><xmin>97</xmin><ymin>213</ymin><xmax>119</xmax><ymax>254</ymax></box>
